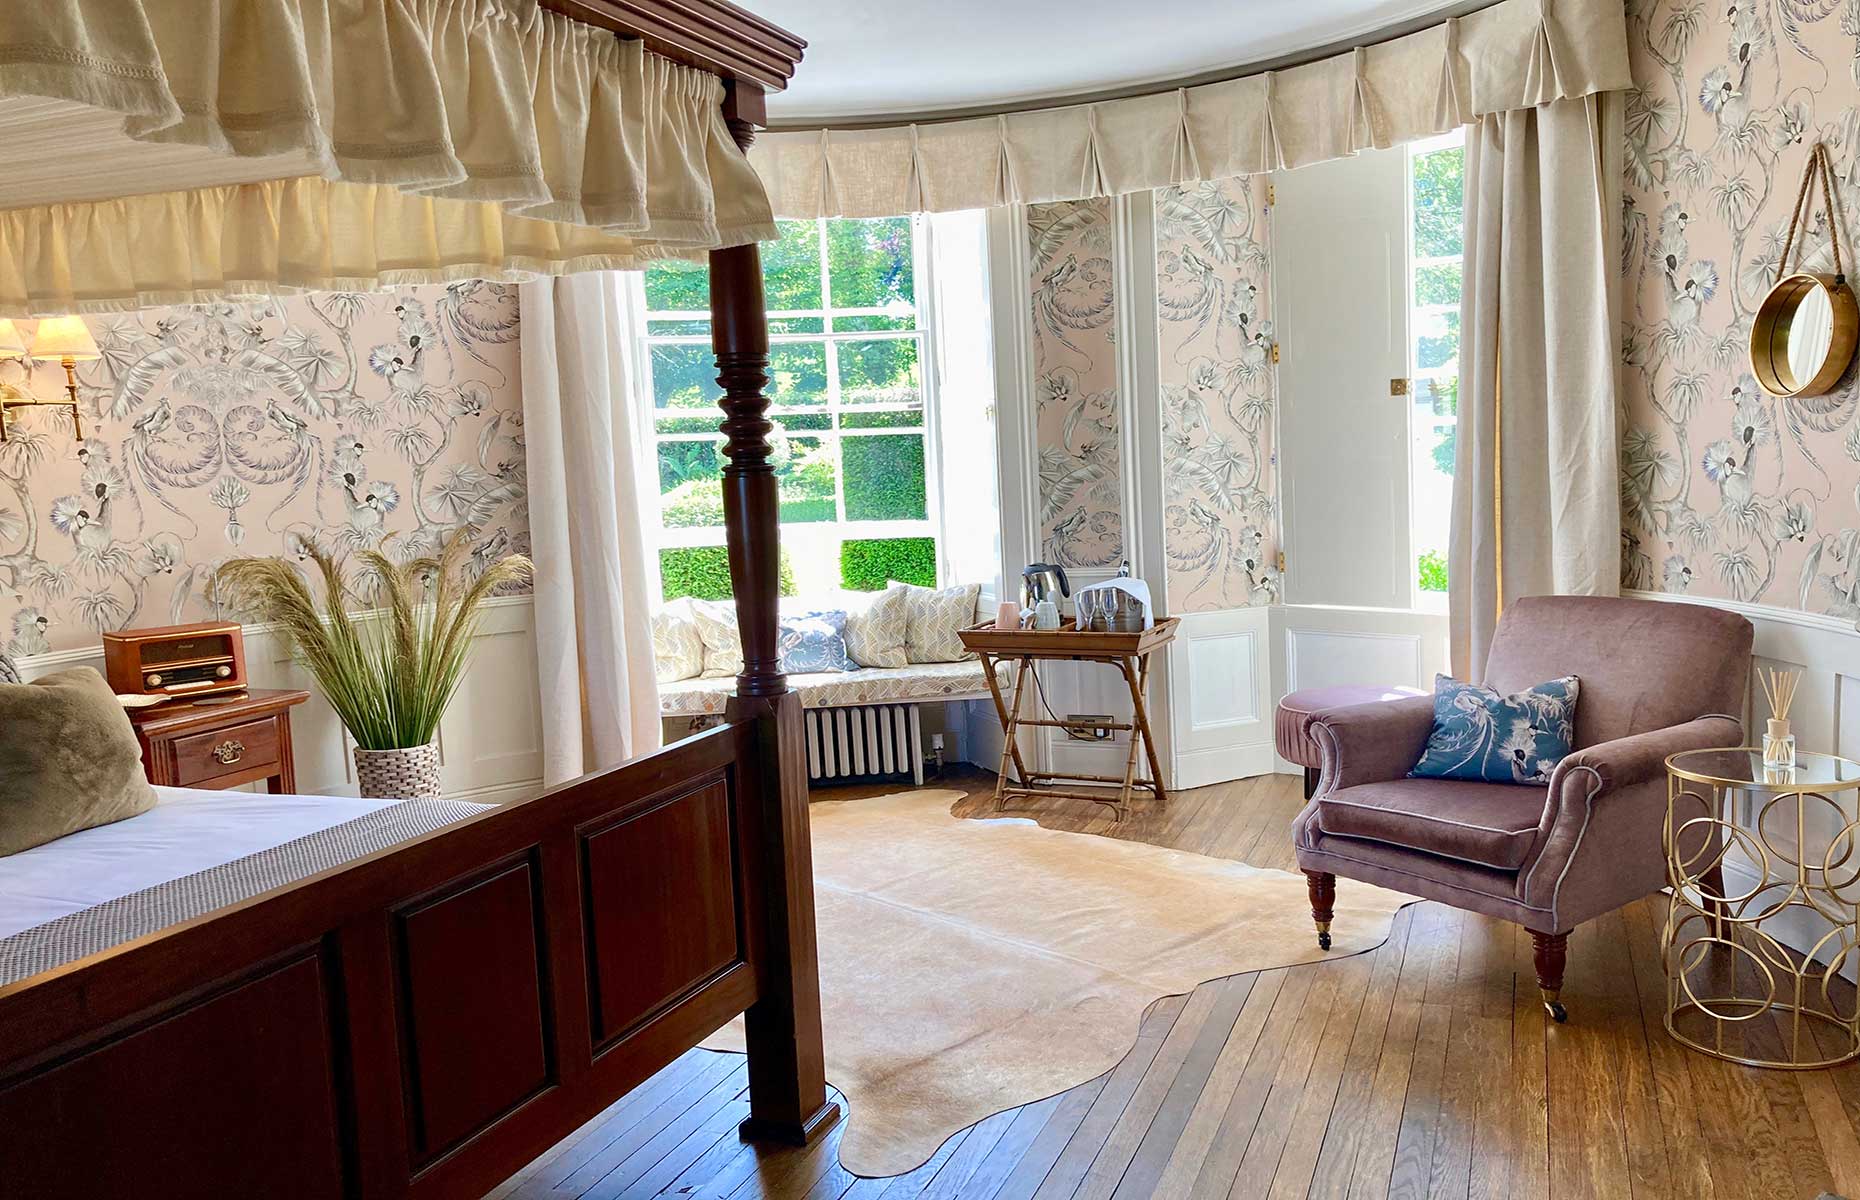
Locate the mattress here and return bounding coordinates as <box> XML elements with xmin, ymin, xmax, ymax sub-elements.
<box><xmin>0</xmin><ymin>787</ymin><xmax>490</xmax><ymax>984</ymax></box>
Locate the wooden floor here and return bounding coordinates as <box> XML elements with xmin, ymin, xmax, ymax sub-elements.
<box><xmin>490</xmin><ymin>769</ymin><xmax>1860</xmax><ymax>1200</ymax></box>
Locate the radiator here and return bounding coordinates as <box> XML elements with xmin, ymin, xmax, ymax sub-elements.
<box><xmin>805</xmin><ymin>703</ymin><xmax>924</xmax><ymax>786</ymax></box>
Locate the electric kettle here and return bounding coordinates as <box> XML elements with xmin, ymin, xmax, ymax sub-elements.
<box><xmin>1021</xmin><ymin>563</ymin><xmax>1070</xmax><ymax>609</ymax></box>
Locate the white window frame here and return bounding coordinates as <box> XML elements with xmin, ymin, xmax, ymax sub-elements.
<box><xmin>1406</xmin><ymin>128</ymin><xmax>1464</xmax><ymax>611</ymax></box>
<box><xmin>629</xmin><ymin>216</ymin><xmax>945</xmax><ymax>587</ymax></box>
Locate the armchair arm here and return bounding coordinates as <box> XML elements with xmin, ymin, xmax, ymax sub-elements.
<box><xmin>1309</xmin><ymin>694</ymin><xmax>1437</xmax><ymax>792</ymax></box>
<box><xmin>1556</xmin><ymin>714</ymin><xmax>1744</xmax><ymax>793</ymax></box>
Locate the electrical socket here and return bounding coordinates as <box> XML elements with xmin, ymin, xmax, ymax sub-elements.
<box><xmin>1064</xmin><ymin>714</ymin><xmax>1115</xmax><ymax>742</ymax></box>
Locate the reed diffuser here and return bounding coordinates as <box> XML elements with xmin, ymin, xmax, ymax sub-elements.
<box><xmin>1760</xmin><ymin>666</ymin><xmax>1801</xmax><ymax>770</ymax></box>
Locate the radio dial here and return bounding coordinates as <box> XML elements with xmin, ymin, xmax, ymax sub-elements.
<box><xmin>215</xmin><ymin>665</ymin><xmax>232</xmax><ymax>679</ymax></box>
<box><xmin>145</xmin><ymin>673</ymin><xmax>162</xmax><ymax>688</ymax></box>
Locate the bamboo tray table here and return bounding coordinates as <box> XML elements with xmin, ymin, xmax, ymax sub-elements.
<box><xmin>958</xmin><ymin>616</ymin><xmax>1178</xmax><ymax>823</ymax></box>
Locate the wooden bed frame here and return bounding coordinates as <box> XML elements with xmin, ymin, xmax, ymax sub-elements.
<box><xmin>0</xmin><ymin>5</ymin><xmax>834</xmax><ymax>1196</ymax></box>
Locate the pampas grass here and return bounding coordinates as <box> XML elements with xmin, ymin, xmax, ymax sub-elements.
<box><xmin>214</xmin><ymin>530</ymin><xmax>532</xmax><ymax>751</ymax></box>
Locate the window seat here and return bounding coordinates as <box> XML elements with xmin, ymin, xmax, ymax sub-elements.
<box><xmin>659</xmin><ymin>661</ymin><xmax>990</xmax><ymax>717</ymax></box>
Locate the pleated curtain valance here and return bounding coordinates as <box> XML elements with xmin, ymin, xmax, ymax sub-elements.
<box><xmin>748</xmin><ymin>0</ymin><xmax>1630</xmax><ymax>219</ymax></box>
<box><xmin>0</xmin><ymin>0</ymin><xmax>777</xmax><ymax>314</ymax></box>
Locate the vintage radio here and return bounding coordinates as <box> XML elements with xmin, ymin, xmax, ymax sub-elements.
<box><xmin>103</xmin><ymin>621</ymin><xmax>248</xmax><ymax>698</ymax></box>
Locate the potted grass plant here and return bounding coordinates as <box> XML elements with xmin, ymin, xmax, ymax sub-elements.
<box><xmin>214</xmin><ymin>530</ymin><xmax>532</xmax><ymax>799</ymax></box>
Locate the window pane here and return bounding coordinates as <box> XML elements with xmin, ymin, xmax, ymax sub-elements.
<box><xmin>770</xmin><ymin>341</ymin><xmax>828</xmax><ymax>407</ymax></box>
<box><xmin>843</xmin><ymin>434</ymin><xmax>927</xmax><ymax>521</ymax></box>
<box><xmin>836</xmin><ymin>338</ymin><xmax>921</xmax><ymax>405</ymax></box>
<box><xmin>658</xmin><ymin>441</ymin><xmax>723</xmax><ymax>528</ymax></box>
<box><xmin>1414</xmin><ymin>263</ymin><xmax>1460</xmax><ymax>308</ymax></box>
<box><xmin>1415</xmin><ymin>310</ymin><xmax>1460</xmax><ymax>371</ymax></box>
<box><xmin>644</xmin><ymin>259</ymin><xmax>709</xmax><ymax>311</ymax></box>
<box><xmin>764</xmin><ymin>219</ymin><xmax>824</xmax><ymax>310</ymax></box>
<box><xmin>834</xmin><ymin>313</ymin><xmax>915</xmax><ymax>333</ymax></box>
<box><xmin>770</xmin><ymin>316</ymin><xmax>825</xmax><ymax>335</ymax></box>
<box><xmin>775</xmin><ymin>412</ymin><xmax>831</xmax><ymax>432</ymax></box>
<box><xmin>647</xmin><ymin>318</ymin><xmax>709</xmax><ymax>337</ymax></box>
<box><xmin>1412</xmin><ymin>146</ymin><xmax>1464</xmax><ymax>258</ymax></box>
<box><xmin>650</xmin><ymin>343</ymin><xmax>719</xmax><ymax>409</ymax></box>
<box><xmin>841</xmin><ymin>536</ymin><xmax>937</xmax><ymax>590</ymax></box>
<box><xmin>840</xmin><ymin>409</ymin><xmax>924</xmax><ymax>430</ymax></box>
<box><xmin>827</xmin><ymin>217</ymin><xmax>914</xmax><ymax>310</ymax></box>
<box><xmin>656</xmin><ymin>413</ymin><xmax>719</xmax><ymax>436</ymax></box>
<box><xmin>777</xmin><ymin>434</ymin><xmax>837</xmax><ymax>523</ymax></box>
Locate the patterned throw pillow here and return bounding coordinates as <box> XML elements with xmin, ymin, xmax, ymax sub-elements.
<box><xmin>894</xmin><ymin>580</ymin><xmax>980</xmax><ymax>663</ymax></box>
<box><xmin>843</xmin><ymin>585</ymin><xmax>909</xmax><ymax>669</ymax></box>
<box><xmin>1409</xmin><ymin>673</ymin><xmax>1581</xmax><ymax>786</ymax></box>
<box><xmin>651</xmin><ymin>600</ymin><xmax>705</xmax><ymax>683</ymax></box>
<box><xmin>778</xmin><ymin>611</ymin><xmax>858</xmax><ymax>674</ymax></box>
<box><xmin>689</xmin><ymin>599</ymin><xmax>744</xmax><ymax>679</ymax></box>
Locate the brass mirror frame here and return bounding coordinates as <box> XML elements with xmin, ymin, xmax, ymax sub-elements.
<box><xmin>1750</xmin><ymin>271</ymin><xmax>1859</xmax><ymax>398</ymax></box>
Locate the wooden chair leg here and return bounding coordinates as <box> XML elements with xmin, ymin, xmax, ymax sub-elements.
<box><xmin>1304</xmin><ymin>870</ymin><xmax>1335</xmax><ymax>950</ymax></box>
<box><xmin>1302</xmin><ymin>767</ymin><xmax>1320</xmax><ymax>800</ymax></box>
<box><xmin>1531</xmin><ymin>929</ymin><xmax>1570</xmax><ymax>1023</ymax></box>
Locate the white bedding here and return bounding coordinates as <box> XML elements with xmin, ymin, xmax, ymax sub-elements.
<box><xmin>0</xmin><ymin>787</ymin><xmax>400</xmax><ymax>940</ymax></box>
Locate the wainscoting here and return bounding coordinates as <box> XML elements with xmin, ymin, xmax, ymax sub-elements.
<box><xmin>1269</xmin><ymin>603</ymin><xmax>1450</xmax><ymax>773</ymax></box>
<box><xmin>16</xmin><ymin>595</ymin><xmax>545</xmax><ymax>804</ymax></box>
<box><xmin>1630</xmin><ymin>588</ymin><xmax>1860</xmax><ymax>974</ymax></box>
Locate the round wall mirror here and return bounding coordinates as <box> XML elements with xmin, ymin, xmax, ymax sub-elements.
<box><xmin>1751</xmin><ymin>272</ymin><xmax>1859</xmax><ymax>397</ymax></box>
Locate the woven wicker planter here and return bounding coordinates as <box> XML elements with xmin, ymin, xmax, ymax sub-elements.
<box><xmin>353</xmin><ymin>741</ymin><xmax>442</xmax><ymax>800</ymax></box>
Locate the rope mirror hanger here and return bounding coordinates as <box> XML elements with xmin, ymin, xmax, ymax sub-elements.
<box><xmin>1751</xmin><ymin>141</ymin><xmax>1860</xmax><ymax>399</ymax></box>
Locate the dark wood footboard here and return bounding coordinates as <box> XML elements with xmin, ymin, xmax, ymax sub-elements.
<box><xmin>0</xmin><ymin>717</ymin><xmax>832</xmax><ymax>1199</ymax></box>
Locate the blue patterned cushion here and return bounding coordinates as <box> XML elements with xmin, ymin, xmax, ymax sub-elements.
<box><xmin>1409</xmin><ymin>673</ymin><xmax>1580</xmax><ymax>785</ymax></box>
<box><xmin>778</xmin><ymin>611</ymin><xmax>857</xmax><ymax>674</ymax></box>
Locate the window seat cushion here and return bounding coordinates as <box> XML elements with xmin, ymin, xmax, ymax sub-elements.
<box><xmin>659</xmin><ymin>661</ymin><xmax>990</xmax><ymax>717</ymax></box>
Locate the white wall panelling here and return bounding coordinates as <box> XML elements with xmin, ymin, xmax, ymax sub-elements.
<box><xmin>1168</xmin><ymin>605</ymin><xmax>1275</xmax><ymax>788</ymax></box>
<box><xmin>1629</xmin><ymin>589</ymin><xmax>1860</xmax><ymax>978</ymax></box>
<box><xmin>18</xmin><ymin>595</ymin><xmax>545</xmax><ymax>805</ymax></box>
<box><xmin>1269</xmin><ymin>603</ymin><xmax>1447</xmax><ymax>773</ymax></box>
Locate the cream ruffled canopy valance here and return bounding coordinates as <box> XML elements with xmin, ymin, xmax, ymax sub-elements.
<box><xmin>0</xmin><ymin>0</ymin><xmax>777</xmax><ymax>314</ymax></box>
<box><xmin>749</xmin><ymin>0</ymin><xmax>1629</xmax><ymax>218</ymax></box>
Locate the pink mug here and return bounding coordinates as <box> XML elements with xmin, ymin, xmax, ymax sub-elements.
<box><xmin>995</xmin><ymin>599</ymin><xmax>1021</xmax><ymax>631</ymax></box>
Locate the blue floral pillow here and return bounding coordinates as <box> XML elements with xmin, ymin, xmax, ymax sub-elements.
<box><xmin>1409</xmin><ymin>674</ymin><xmax>1580</xmax><ymax>785</ymax></box>
<box><xmin>778</xmin><ymin>611</ymin><xmax>858</xmax><ymax>674</ymax></box>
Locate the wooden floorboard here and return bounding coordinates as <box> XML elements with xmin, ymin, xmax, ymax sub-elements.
<box><xmin>492</xmin><ymin>768</ymin><xmax>1860</xmax><ymax>1200</ymax></box>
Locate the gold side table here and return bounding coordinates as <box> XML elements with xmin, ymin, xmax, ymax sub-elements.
<box><xmin>1663</xmin><ymin>747</ymin><xmax>1860</xmax><ymax>1068</ymax></box>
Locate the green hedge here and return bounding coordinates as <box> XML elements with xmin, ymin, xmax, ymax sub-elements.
<box><xmin>1417</xmin><ymin>550</ymin><xmax>1448</xmax><ymax>593</ymax></box>
<box><xmin>661</xmin><ymin>546</ymin><xmax>797</xmax><ymax>602</ymax></box>
<box><xmin>840</xmin><ymin>536</ymin><xmax>937</xmax><ymax>590</ymax></box>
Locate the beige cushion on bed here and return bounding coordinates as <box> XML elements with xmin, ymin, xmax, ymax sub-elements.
<box><xmin>0</xmin><ymin>667</ymin><xmax>156</xmax><ymax>856</ymax></box>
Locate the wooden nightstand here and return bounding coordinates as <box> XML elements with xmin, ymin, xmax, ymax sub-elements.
<box><xmin>127</xmin><ymin>688</ymin><xmax>311</xmax><ymax>793</ymax></box>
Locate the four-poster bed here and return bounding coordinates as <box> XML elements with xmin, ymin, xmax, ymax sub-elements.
<box><xmin>0</xmin><ymin>2</ymin><xmax>835</xmax><ymax>1196</ymax></box>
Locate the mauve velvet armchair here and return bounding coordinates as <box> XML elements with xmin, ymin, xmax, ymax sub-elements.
<box><xmin>1292</xmin><ymin>595</ymin><xmax>1752</xmax><ymax>1021</ymax></box>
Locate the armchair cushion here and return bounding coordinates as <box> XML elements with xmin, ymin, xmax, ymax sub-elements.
<box><xmin>1409</xmin><ymin>674</ymin><xmax>1580</xmax><ymax>785</ymax></box>
<box><xmin>1316</xmin><ymin>778</ymin><xmax>1549</xmax><ymax>870</ymax></box>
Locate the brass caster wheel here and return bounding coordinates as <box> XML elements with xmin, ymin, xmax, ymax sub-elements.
<box><xmin>1541</xmin><ymin>990</ymin><xmax>1567</xmax><ymax>1023</ymax></box>
<box><xmin>1317</xmin><ymin>931</ymin><xmax>1332</xmax><ymax>951</ymax></box>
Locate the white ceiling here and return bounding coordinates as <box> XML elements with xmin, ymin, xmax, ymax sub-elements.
<box><xmin>756</xmin><ymin>0</ymin><xmax>1475</xmax><ymax>123</ymax></box>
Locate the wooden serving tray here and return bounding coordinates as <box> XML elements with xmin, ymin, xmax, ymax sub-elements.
<box><xmin>958</xmin><ymin>615</ymin><xmax>1179</xmax><ymax>658</ymax></box>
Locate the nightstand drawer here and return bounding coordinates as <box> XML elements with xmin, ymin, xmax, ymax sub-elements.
<box><xmin>170</xmin><ymin>717</ymin><xmax>283</xmax><ymax>786</ymax></box>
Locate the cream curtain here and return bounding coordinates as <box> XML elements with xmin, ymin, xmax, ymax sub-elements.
<box><xmin>749</xmin><ymin>0</ymin><xmax>1629</xmax><ymax>218</ymax></box>
<box><xmin>0</xmin><ymin>0</ymin><xmax>776</xmax><ymax>314</ymax></box>
<box><xmin>520</xmin><ymin>272</ymin><xmax>661</xmax><ymax>785</ymax></box>
<box><xmin>1449</xmin><ymin>93</ymin><xmax>1623</xmax><ymax>679</ymax></box>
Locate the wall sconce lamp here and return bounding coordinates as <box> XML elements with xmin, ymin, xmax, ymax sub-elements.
<box><xmin>0</xmin><ymin>316</ymin><xmax>99</xmax><ymax>443</ymax></box>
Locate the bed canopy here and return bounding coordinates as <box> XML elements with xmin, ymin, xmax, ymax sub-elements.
<box><xmin>749</xmin><ymin>0</ymin><xmax>1629</xmax><ymax>218</ymax></box>
<box><xmin>0</xmin><ymin>0</ymin><xmax>795</xmax><ymax>314</ymax></box>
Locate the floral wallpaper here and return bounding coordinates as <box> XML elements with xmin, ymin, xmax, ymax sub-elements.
<box><xmin>1028</xmin><ymin>198</ymin><xmax>1125</xmax><ymax>569</ymax></box>
<box><xmin>0</xmin><ymin>282</ymin><xmax>528</xmax><ymax>657</ymax></box>
<box><xmin>1621</xmin><ymin>0</ymin><xmax>1860</xmax><ymax>613</ymax></box>
<box><xmin>1155</xmin><ymin>178</ymin><xmax>1281</xmax><ymax>611</ymax></box>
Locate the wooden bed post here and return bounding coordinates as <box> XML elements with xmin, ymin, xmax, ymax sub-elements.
<box><xmin>711</xmin><ymin>80</ymin><xmax>840</xmax><ymax>1147</ymax></box>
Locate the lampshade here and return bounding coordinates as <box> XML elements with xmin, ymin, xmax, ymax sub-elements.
<box><xmin>30</xmin><ymin>316</ymin><xmax>98</xmax><ymax>361</ymax></box>
<box><xmin>0</xmin><ymin>319</ymin><xmax>26</xmax><ymax>357</ymax></box>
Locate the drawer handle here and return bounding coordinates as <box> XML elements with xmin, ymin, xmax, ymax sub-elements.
<box><xmin>211</xmin><ymin>739</ymin><xmax>245</xmax><ymax>765</ymax></box>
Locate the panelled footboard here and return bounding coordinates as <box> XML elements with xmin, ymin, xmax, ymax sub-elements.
<box><xmin>0</xmin><ymin>719</ymin><xmax>818</xmax><ymax>1200</ymax></box>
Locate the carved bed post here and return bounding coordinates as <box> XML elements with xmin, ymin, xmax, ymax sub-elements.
<box><xmin>712</xmin><ymin>82</ymin><xmax>840</xmax><ymax>1146</ymax></box>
